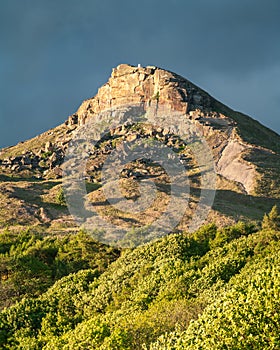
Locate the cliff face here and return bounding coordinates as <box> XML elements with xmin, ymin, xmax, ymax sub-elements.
<box><xmin>75</xmin><ymin>64</ymin><xmax>207</xmax><ymax>122</ymax></box>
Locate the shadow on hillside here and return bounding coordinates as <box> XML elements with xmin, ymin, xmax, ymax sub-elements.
<box><xmin>86</xmin><ymin>182</ymin><xmax>280</xmax><ymax>223</ymax></box>
<box><xmin>213</xmin><ymin>189</ymin><xmax>280</xmax><ymax>221</ymax></box>
<box><xmin>1</xmin><ymin>171</ymin><xmax>280</xmax><ymax>228</ymax></box>
<box><xmin>0</xmin><ymin>174</ymin><xmax>44</xmax><ymax>183</ymax></box>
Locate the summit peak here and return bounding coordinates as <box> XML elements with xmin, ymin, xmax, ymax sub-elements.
<box><xmin>75</xmin><ymin>63</ymin><xmax>213</xmax><ymax>126</ymax></box>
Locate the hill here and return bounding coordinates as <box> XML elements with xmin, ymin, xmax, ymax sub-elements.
<box><xmin>0</xmin><ymin>64</ymin><xmax>280</xmax><ymax>349</ymax></box>
<box><xmin>0</xmin><ymin>64</ymin><xmax>279</xmax><ymax>235</ymax></box>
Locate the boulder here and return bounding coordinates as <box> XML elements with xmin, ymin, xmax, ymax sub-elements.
<box><xmin>45</xmin><ymin>141</ymin><xmax>54</xmax><ymax>153</ymax></box>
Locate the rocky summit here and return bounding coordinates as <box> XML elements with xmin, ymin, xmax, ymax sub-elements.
<box><xmin>0</xmin><ymin>64</ymin><xmax>279</xmax><ymax>233</ymax></box>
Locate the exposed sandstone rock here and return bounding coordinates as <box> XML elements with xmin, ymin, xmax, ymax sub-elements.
<box><xmin>74</xmin><ymin>64</ymin><xmax>200</xmax><ymax>126</ymax></box>
<box><xmin>64</xmin><ymin>64</ymin><xmax>265</xmax><ymax>194</ymax></box>
<box><xmin>45</xmin><ymin>141</ymin><xmax>54</xmax><ymax>153</ymax></box>
<box><xmin>37</xmin><ymin>207</ymin><xmax>50</xmax><ymax>223</ymax></box>
<box><xmin>216</xmin><ymin>139</ymin><xmax>255</xmax><ymax>193</ymax></box>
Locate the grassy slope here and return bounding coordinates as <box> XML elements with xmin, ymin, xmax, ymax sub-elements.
<box><xmin>0</xmin><ymin>124</ymin><xmax>66</xmax><ymax>160</ymax></box>
<box><xmin>213</xmin><ymin>99</ymin><xmax>280</xmax><ymax>154</ymax></box>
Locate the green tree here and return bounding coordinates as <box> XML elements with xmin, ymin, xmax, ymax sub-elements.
<box><xmin>56</xmin><ymin>187</ymin><xmax>66</xmax><ymax>206</ymax></box>
<box><xmin>262</xmin><ymin>205</ymin><xmax>280</xmax><ymax>230</ymax></box>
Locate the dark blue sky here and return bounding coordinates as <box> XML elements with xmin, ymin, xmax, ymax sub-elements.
<box><xmin>1</xmin><ymin>0</ymin><xmax>279</xmax><ymax>148</ymax></box>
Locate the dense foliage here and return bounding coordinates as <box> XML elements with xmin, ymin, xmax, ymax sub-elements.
<box><xmin>0</xmin><ymin>228</ymin><xmax>120</xmax><ymax>310</ymax></box>
<box><xmin>0</xmin><ymin>211</ymin><xmax>279</xmax><ymax>349</ymax></box>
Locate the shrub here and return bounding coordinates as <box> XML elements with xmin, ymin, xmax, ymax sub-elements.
<box><xmin>56</xmin><ymin>187</ymin><xmax>66</xmax><ymax>206</ymax></box>
<box><xmin>262</xmin><ymin>205</ymin><xmax>280</xmax><ymax>230</ymax></box>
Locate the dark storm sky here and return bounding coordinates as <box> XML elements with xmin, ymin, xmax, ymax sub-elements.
<box><xmin>1</xmin><ymin>0</ymin><xmax>279</xmax><ymax>148</ymax></box>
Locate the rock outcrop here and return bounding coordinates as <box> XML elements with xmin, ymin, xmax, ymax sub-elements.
<box><xmin>74</xmin><ymin>64</ymin><xmax>212</xmax><ymax>125</ymax></box>
<box><xmin>65</xmin><ymin>64</ymin><xmax>268</xmax><ymax>194</ymax></box>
